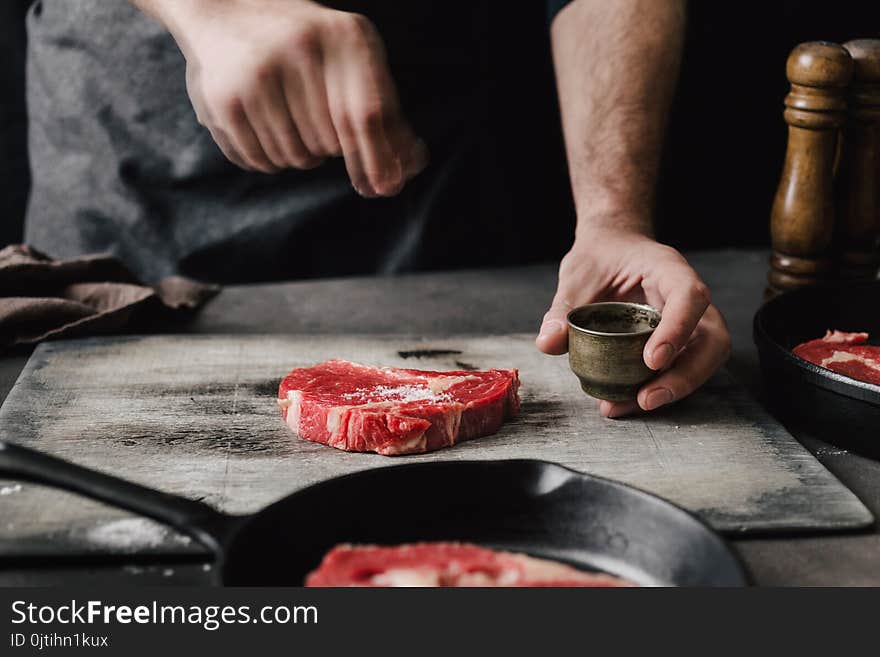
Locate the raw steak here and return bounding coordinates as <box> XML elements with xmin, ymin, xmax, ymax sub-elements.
<box><xmin>277</xmin><ymin>359</ymin><xmax>520</xmax><ymax>455</ymax></box>
<box><xmin>793</xmin><ymin>330</ymin><xmax>880</xmax><ymax>385</ymax></box>
<box><xmin>305</xmin><ymin>543</ymin><xmax>632</xmax><ymax>587</ymax></box>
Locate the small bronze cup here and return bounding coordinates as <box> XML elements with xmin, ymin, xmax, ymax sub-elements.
<box><xmin>567</xmin><ymin>302</ymin><xmax>661</xmax><ymax>402</ymax></box>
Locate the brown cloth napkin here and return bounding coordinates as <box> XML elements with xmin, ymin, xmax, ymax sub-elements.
<box><xmin>0</xmin><ymin>245</ymin><xmax>219</xmax><ymax>347</ymax></box>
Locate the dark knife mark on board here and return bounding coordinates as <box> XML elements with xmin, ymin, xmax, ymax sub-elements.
<box><xmin>243</xmin><ymin>379</ymin><xmax>282</xmax><ymax>398</ymax></box>
<box><xmin>187</xmin><ymin>394</ymin><xmax>262</xmax><ymax>416</ymax></box>
<box><xmin>516</xmin><ymin>399</ymin><xmax>566</xmax><ymax>431</ymax></box>
<box><xmin>111</xmin><ymin>424</ymin><xmax>293</xmax><ymax>454</ymax></box>
<box><xmin>397</xmin><ymin>349</ymin><xmax>462</xmax><ymax>359</ymax></box>
<box><xmin>454</xmin><ymin>361</ymin><xmax>479</xmax><ymax>371</ymax></box>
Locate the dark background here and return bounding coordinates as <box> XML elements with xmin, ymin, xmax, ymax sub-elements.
<box><xmin>0</xmin><ymin>0</ymin><xmax>29</xmax><ymax>247</ymax></box>
<box><xmin>1</xmin><ymin>1</ymin><xmax>878</xmax><ymax>261</ymax></box>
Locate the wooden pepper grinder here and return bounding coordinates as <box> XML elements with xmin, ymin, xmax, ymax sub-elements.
<box><xmin>768</xmin><ymin>42</ymin><xmax>853</xmax><ymax>294</ymax></box>
<box><xmin>836</xmin><ymin>39</ymin><xmax>880</xmax><ymax>281</ymax></box>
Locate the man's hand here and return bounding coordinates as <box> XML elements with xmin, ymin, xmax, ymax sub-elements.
<box><xmin>536</xmin><ymin>226</ymin><xmax>731</xmax><ymax>418</ymax></box>
<box><xmin>545</xmin><ymin>0</ymin><xmax>727</xmax><ymax>415</ymax></box>
<box><xmin>135</xmin><ymin>0</ymin><xmax>427</xmax><ymax>196</ymax></box>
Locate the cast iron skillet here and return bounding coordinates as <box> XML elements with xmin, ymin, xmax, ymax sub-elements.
<box><xmin>754</xmin><ymin>280</ymin><xmax>880</xmax><ymax>460</ymax></box>
<box><xmin>0</xmin><ymin>441</ymin><xmax>747</xmax><ymax>586</ymax></box>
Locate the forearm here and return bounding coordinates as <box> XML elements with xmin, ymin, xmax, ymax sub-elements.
<box><xmin>128</xmin><ymin>0</ymin><xmax>198</xmax><ymax>27</ymax></box>
<box><xmin>551</xmin><ymin>0</ymin><xmax>686</xmax><ymax>238</ymax></box>
<box><xmin>128</xmin><ymin>0</ymin><xmax>308</xmax><ymax>51</ymax></box>
<box><xmin>128</xmin><ymin>0</ymin><xmax>211</xmax><ymax>49</ymax></box>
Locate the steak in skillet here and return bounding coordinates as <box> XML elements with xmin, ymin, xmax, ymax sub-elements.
<box><xmin>305</xmin><ymin>543</ymin><xmax>632</xmax><ymax>587</ymax></box>
<box><xmin>792</xmin><ymin>330</ymin><xmax>880</xmax><ymax>385</ymax></box>
<box><xmin>277</xmin><ymin>359</ymin><xmax>520</xmax><ymax>455</ymax></box>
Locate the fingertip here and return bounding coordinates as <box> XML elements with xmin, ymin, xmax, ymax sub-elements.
<box><xmin>298</xmin><ymin>156</ymin><xmax>326</xmax><ymax>170</ymax></box>
<box><xmin>352</xmin><ymin>180</ymin><xmax>378</xmax><ymax>198</ymax></box>
<box><xmin>644</xmin><ymin>342</ymin><xmax>675</xmax><ymax>371</ymax></box>
<box><xmin>639</xmin><ymin>387</ymin><xmax>674</xmax><ymax>412</ymax></box>
<box><xmin>535</xmin><ymin>336</ymin><xmax>567</xmax><ymax>356</ymax></box>
<box><xmin>535</xmin><ymin>322</ymin><xmax>568</xmax><ymax>355</ymax></box>
<box><xmin>601</xmin><ymin>400</ymin><xmax>641</xmax><ymax>418</ymax></box>
<box><xmin>317</xmin><ymin>136</ymin><xmax>343</xmax><ymax>159</ymax></box>
<box><xmin>372</xmin><ymin>176</ymin><xmax>404</xmax><ymax>197</ymax></box>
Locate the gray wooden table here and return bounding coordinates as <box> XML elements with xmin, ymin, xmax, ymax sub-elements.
<box><xmin>2</xmin><ymin>248</ymin><xmax>879</xmax><ymax>586</ymax></box>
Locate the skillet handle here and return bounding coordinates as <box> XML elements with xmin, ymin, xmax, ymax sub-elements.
<box><xmin>0</xmin><ymin>441</ymin><xmax>231</xmax><ymax>553</ymax></box>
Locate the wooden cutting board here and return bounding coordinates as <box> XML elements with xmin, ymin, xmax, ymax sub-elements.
<box><xmin>0</xmin><ymin>334</ymin><xmax>871</xmax><ymax>557</ymax></box>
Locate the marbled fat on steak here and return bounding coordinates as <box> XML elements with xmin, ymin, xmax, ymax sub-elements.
<box><xmin>793</xmin><ymin>330</ymin><xmax>880</xmax><ymax>385</ymax></box>
<box><xmin>277</xmin><ymin>359</ymin><xmax>520</xmax><ymax>455</ymax></box>
<box><xmin>305</xmin><ymin>543</ymin><xmax>633</xmax><ymax>587</ymax></box>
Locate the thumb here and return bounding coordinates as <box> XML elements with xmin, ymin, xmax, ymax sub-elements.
<box><xmin>536</xmin><ymin>299</ymin><xmax>571</xmax><ymax>355</ymax></box>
